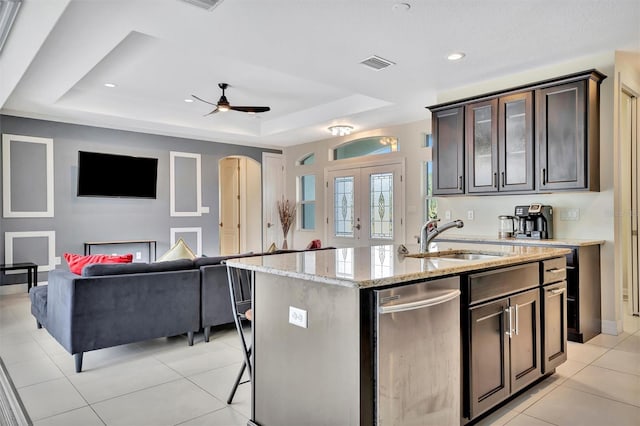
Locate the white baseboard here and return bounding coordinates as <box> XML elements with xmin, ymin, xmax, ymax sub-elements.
<box><xmin>601</xmin><ymin>319</ymin><xmax>623</xmax><ymax>335</ymax></box>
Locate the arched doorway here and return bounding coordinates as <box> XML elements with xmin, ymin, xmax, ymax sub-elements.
<box><xmin>219</xmin><ymin>156</ymin><xmax>262</xmax><ymax>255</ymax></box>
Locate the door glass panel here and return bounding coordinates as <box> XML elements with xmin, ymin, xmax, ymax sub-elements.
<box><xmin>370</xmin><ymin>172</ymin><xmax>393</xmax><ymax>239</ymax></box>
<box><xmin>371</xmin><ymin>245</ymin><xmax>393</xmax><ymax>278</ymax></box>
<box><xmin>547</xmin><ymin>90</ymin><xmax>578</xmax><ymax>181</ymax></box>
<box><xmin>505</xmin><ymin>99</ymin><xmax>527</xmax><ymax>185</ymax></box>
<box><xmin>473</xmin><ymin>105</ymin><xmax>493</xmax><ymax>186</ymax></box>
<box><xmin>334</xmin><ymin>177</ymin><xmax>354</xmax><ymax>237</ymax></box>
<box><xmin>335</xmin><ymin>248</ymin><xmax>354</xmax><ymax>278</ymax></box>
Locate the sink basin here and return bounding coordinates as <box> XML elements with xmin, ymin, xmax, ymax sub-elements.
<box><xmin>404</xmin><ymin>250</ymin><xmax>508</xmax><ymax>261</ymax></box>
<box><xmin>436</xmin><ymin>252</ymin><xmax>504</xmax><ymax>261</ymax></box>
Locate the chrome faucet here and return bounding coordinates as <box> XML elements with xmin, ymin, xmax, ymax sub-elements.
<box><xmin>419</xmin><ymin>219</ymin><xmax>464</xmax><ymax>252</ymax></box>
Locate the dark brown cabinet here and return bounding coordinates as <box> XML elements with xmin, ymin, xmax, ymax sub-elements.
<box><xmin>541</xmin><ymin>257</ymin><xmax>568</xmax><ymax>373</ymax></box>
<box><xmin>428</xmin><ymin>70</ymin><xmax>605</xmax><ymax>196</ymax></box>
<box><xmin>432</xmin><ymin>107</ymin><xmax>465</xmax><ymax>195</ymax></box>
<box><xmin>466</xmin><ymin>92</ymin><xmax>535</xmax><ymax>193</ymax></box>
<box><xmin>464</xmin><ymin>263</ymin><xmax>542</xmax><ymax>420</ymax></box>
<box><xmin>537</xmin><ymin>74</ymin><xmax>603</xmax><ymax>191</ymax></box>
<box><xmin>468</xmin><ymin>289</ymin><xmax>541</xmax><ymax>418</ymax></box>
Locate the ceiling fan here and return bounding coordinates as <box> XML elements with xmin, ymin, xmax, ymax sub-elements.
<box><xmin>192</xmin><ymin>83</ymin><xmax>270</xmax><ymax>115</ymax></box>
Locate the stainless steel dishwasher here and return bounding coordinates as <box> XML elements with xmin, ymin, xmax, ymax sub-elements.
<box><xmin>375</xmin><ymin>276</ymin><xmax>461</xmax><ymax>426</ymax></box>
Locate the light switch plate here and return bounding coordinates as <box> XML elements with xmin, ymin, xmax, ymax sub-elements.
<box><xmin>201</xmin><ymin>206</ymin><xmax>210</xmax><ymax>214</ymax></box>
<box><xmin>559</xmin><ymin>208</ymin><xmax>580</xmax><ymax>221</ymax></box>
<box><xmin>289</xmin><ymin>306</ymin><xmax>308</xmax><ymax>328</ymax></box>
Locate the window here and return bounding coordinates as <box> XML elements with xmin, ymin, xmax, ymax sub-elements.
<box><xmin>425</xmin><ymin>133</ymin><xmax>433</xmax><ymax>148</ymax></box>
<box><xmin>300</xmin><ymin>175</ymin><xmax>316</xmax><ymax>230</ymax></box>
<box><xmin>425</xmin><ymin>161</ymin><xmax>438</xmax><ymax>220</ymax></box>
<box><xmin>299</xmin><ymin>153</ymin><xmax>315</xmax><ymax>165</ymax></box>
<box><xmin>333</xmin><ymin>136</ymin><xmax>398</xmax><ymax>160</ymax></box>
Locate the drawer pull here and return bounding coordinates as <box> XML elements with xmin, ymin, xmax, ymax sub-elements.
<box><xmin>546</xmin><ymin>268</ymin><xmax>566</xmax><ymax>274</ymax></box>
<box><xmin>549</xmin><ymin>288</ymin><xmax>565</xmax><ymax>295</ymax></box>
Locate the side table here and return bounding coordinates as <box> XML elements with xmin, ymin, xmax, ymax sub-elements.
<box><xmin>0</xmin><ymin>262</ymin><xmax>38</xmax><ymax>293</ymax></box>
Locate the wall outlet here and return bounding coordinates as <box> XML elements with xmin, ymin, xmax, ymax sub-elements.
<box><xmin>201</xmin><ymin>206</ymin><xmax>210</xmax><ymax>214</ymax></box>
<box><xmin>135</xmin><ymin>251</ymin><xmax>142</xmax><ymax>260</ymax></box>
<box><xmin>444</xmin><ymin>210</ymin><xmax>452</xmax><ymax>220</ymax></box>
<box><xmin>54</xmin><ymin>256</ymin><xmax>61</xmax><ymax>265</ymax></box>
<box><xmin>467</xmin><ymin>210</ymin><xmax>474</xmax><ymax>220</ymax></box>
<box><xmin>289</xmin><ymin>306</ymin><xmax>308</xmax><ymax>328</ymax></box>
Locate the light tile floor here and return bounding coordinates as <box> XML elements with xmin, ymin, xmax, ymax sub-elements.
<box><xmin>1</xmin><ymin>291</ymin><xmax>639</xmax><ymax>426</ymax></box>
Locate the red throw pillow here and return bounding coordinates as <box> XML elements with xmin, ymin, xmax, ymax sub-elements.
<box><xmin>64</xmin><ymin>253</ymin><xmax>133</xmax><ymax>275</ymax></box>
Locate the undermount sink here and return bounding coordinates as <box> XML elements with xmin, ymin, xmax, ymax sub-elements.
<box><xmin>404</xmin><ymin>250</ymin><xmax>508</xmax><ymax>261</ymax></box>
<box><xmin>436</xmin><ymin>252</ymin><xmax>504</xmax><ymax>261</ymax></box>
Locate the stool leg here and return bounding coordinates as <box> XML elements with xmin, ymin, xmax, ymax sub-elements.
<box><xmin>227</xmin><ymin>361</ymin><xmax>247</xmax><ymax>404</ymax></box>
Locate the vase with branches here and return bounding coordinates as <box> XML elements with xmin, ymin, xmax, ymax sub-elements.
<box><xmin>277</xmin><ymin>197</ymin><xmax>296</xmax><ymax>249</ymax></box>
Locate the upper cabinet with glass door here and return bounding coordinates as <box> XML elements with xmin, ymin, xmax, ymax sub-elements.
<box><xmin>465</xmin><ymin>92</ymin><xmax>534</xmax><ymax>193</ymax></box>
<box><xmin>429</xmin><ymin>69</ymin><xmax>605</xmax><ymax>196</ymax></box>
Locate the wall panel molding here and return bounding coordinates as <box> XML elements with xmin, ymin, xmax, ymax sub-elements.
<box><xmin>169</xmin><ymin>151</ymin><xmax>202</xmax><ymax>217</ymax></box>
<box><xmin>170</xmin><ymin>227</ymin><xmax>202</xmax><ymax>256</ymax></box>
<box><xmin>4</xmin><ymin>231</ymin><xmax>56</xmax><ymax>272</ymax></box>
<box><xmin>2</xmin><ymin>134</ymin><xmax>54</xmax><ymax>217</ymax></box>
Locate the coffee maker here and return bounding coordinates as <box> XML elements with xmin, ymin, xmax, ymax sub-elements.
<box><xmin>514</xmin><ymin>204</ymin><xmax>553</xmax><ymax>239</ymax></box>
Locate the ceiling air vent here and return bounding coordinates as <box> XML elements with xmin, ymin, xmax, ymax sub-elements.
<box><xmin>360</xmin><ymin>55</ymin><xmax>396</xmax><ymax>71</ymax></box>
<box><xmin>179</xmin><ymin>0</ymin><xmax>224</xmax><ymax>11</ymax></box>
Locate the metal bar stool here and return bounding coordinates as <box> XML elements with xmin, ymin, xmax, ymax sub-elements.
<box><xmin>225</xmin><ymin>263</ymin><xmax>254</xmax><ymax>404</ymax></box>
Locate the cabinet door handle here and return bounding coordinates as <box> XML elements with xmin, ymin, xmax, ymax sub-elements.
<box><xmin>514</xmin><ymin>304</ymin><xmax>519</xmax><ymax>336</ymax></box>
<box><xmin>541</xmin><ymin>168</ymin><xmax>546</xmax><ymax>186</ymax></box>
<box><xmin>549</xmin><ymin>288</ymin><xmax>565</xmax><ymax>295</ymax></box>
<box><xmin>458</xmin><ymin>176</ymin><xmax>463</xmax><ymax>190</ymax></box>
<box><xmin>501</xmin><ymin>171</ymin><xmax>505</xmax><ymax>188</ymax></box>
<box><xmin>492</xmin><ymin>172</ymin><xmax>497</xmax><ymax>188</ymax></box>
<box><xmin>505</xmin><ymin>307</ymin><xmax>513</xmax><ymax>338</ymax></box>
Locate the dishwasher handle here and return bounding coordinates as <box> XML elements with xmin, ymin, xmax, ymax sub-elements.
<box><xmin>379</xmin><ymin>289</ymin><xmax>461</xmax><ymax>314</ymax></box>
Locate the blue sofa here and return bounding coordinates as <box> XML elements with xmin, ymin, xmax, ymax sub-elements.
<box><xmin>30</xmin><ymin>259</ymin><xmax>200</xmax><ymax>372</ymax></box>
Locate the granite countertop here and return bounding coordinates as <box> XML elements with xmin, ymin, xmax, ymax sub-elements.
<box><xmin>435</xmin><ymin>235</ymin><xmax>605</xmax><ymax>247</ymax></box>
<box><xmin>225</xmin><ymin>242</ymin><xmax>571</xmax><ymax>289</ymax></box>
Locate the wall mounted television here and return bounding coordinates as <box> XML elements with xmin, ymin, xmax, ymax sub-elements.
<box><xmin>77</xmin><ymin>151</ymin><xmax>158</xmax><ymax>198</ymax></box>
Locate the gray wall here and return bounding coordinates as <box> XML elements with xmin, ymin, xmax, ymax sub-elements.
<box><xmin>0</xmin><ymin>115</ymin><xmax>279</xmax><ymax>285</ymax></box>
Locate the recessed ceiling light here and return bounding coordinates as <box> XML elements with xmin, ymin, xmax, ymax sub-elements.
<box><xmin>104</xmin><ymin>83</ymin><xmax>116</xmax><ymax>88</ymax></box>
<box><xmin>184</xmin><ymin>99</ymin><xmax>194</xmax><ymax>103</ymax></box>
<box><xmin>447</xmin><ymin>52</ymin><xmax>466</xmax><ymax>61</ymax></box>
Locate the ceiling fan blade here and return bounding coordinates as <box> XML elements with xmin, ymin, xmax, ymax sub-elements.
<box><xmin>230</xmin><ymin>106</ymin><xmax>271</xmax><ymax>113</ymax></box>
<box><xmin>204</xmin><ymin>107</ymin><xmax>219</xmax><ymax>116</ymax></box>
<box><xmin>191</xmin><ymin>94</ymin><xmax>217</xmax><ymax>106</ymax></box>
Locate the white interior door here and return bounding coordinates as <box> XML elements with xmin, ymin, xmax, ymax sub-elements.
<box><xmin>220</xmin><ymin>157</ymin><xmax>240</xmax><ymax>255</ymax></box>
<box><xmin>622</xmin><ymin>90</ymin><xmax>639</xmax><ymax>315</ymax></box>
<box><xmin>327</xmin><ymin>163</ymin><xmax>403</xmax><ymax>248</ymax></box>
<box><xmin>262</xmin><ymin>153</ymin><xmax>285</xmax><ymax>250</ymax></box>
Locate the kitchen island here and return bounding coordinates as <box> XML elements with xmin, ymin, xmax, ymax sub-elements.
<box><xmin>227</xmin><ymin>242</ymin><xmax>571</xmax><ymax>425</ymax></box>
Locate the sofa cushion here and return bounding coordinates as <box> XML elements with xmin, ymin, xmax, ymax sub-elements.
<box><xmin>156</xmin><ymin>238</ymin><xmax>196</xmax><ymax>262</ymax></box>
<box><xmin>64</xmin><ymin>253</ymin><xmax>133</xmax><ymax>275</ymax></box>
<box><xmin>82</xmin><ymin>258</ymin><xmax>195</xmax><ymax>277</ymax></box>
<box><xmin>193</xmin><ymin>252</ymin><xmax>254</xmax><ymax>268</ymax></box>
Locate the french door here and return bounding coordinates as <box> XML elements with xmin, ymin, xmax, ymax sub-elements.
<box><xmin>326</xmin><ymin>163</ymin><xmax>404</xmax><ymax>248</ymax></box>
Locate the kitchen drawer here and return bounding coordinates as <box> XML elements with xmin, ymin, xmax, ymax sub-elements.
<box><xmin>468</xmin><ymin>263</ymin><xmax>539</xmax><ymax>305</ymax></box>
<box><xmin>542</xmin><ymin>257</ymin><xmax>567</xmax><ymax>284</ymax></box>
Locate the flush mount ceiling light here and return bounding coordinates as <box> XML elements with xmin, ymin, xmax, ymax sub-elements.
<box><xmin>328</xmin><ymin>125</ymin><xmax>353</xmax><ymax>136</ymax></box>
<box><xmin>392</xmin><ymin>2</ymin><xmax>411</xmax><ymax>12</ymax></box>
<box><xmin>447</xmin><ymin>52</ymin><xmax>466</xmax><ymax>61</ymax></box>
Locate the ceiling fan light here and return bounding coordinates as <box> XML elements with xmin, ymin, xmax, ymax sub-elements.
<box><xmin>329</xmin><ymin>125</ymin><xmax>353</xmax><ymax>136</ymax></box>
<box><xmin>218</xmin><ymin>105</ymin><xmax>230</xmax><ymax>112</ymax></box>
